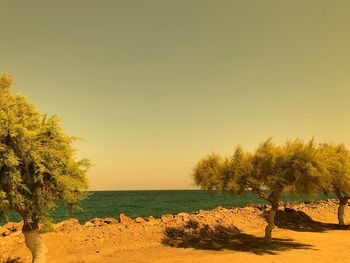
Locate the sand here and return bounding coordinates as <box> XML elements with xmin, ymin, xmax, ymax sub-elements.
<box><xmin>1</xmin><ymin>200</ymin><xmax>350</xmax><ymax>263</ymax></box>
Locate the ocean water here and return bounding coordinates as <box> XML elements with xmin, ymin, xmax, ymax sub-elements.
<box><xmin>4</xmin><ymin>190</ymin><xmax>334</xmax><ymax>224</ymax></box>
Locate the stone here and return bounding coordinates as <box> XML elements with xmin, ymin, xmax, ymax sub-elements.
<box><xmin>119</xmin><ymin>213</ymin><xmax>134</xmax><ymax>224</ymax></box>
<box><xmin>10</xmin><ymin>231</ymin><xmax>22</xmax><ymax>237</ymax></box>
<box><xmin>0</xmin><ymin>226</ymin><xmax>11</xmax><ymax>237</ymax></box>
<box><xmin>145</xmin><ymin>216</ymin><xmax>161</xmax><ymax>225</ymax></box>
<box><xmin>3</xmin><ymin>221</ymin><xmax>23</xmax><ymax>232</ymax></box>
<box><xmin>243</xmin><ymin>207</ymin><xmax>256</xmax><ymax>212</ymax></box>
<box><xmin>103</xmin><ymin>218</ymin><xmax>118</xmax><ymax>225</ymax></box>
<box><xmin>84</xmin><ymin>222</ymin><xmax>94</xmax><ymax>227</ymax></box>
<box><xmin>161</xmin><ymin>214</ymin><xmax>173</xmax><ymax>223</ymax></box>
<box><xmin>135</xmin><ymin>217</ymin><xmax>145</xmax><ymax>223</ymax></box>
<box><xmin>176</xmin><ymin>212</ymin><xmax>191</xmax><ymax>222</ymax></box>
<box><xmin>89</xmin><ymin>218</ymin><xmax>105</xmax><ymax>226</ymax></box>
<box><xmin>55</xmin><ymin>218</ymin><xmax>80</xmax><ymax>230</ymax></box>
<box><xmin>177</xmin><ymin>212</ymin><xmax>190</xmax><ymax>219</ymax></box>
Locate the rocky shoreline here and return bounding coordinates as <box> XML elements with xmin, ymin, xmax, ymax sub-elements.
<box><xmin>0</xmin><ymin>199</ymin><xmax>347</xmax><ymax>262</ymax></box>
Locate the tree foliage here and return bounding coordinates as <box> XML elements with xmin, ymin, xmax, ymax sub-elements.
<box><xmin>193</xmin><ymin>139</ymin><xmax>329</xmax><ymax>203</ymax></box>
<box><xmin>192</xmin><ymin>138</ymin><xmax>338</xmax><ymax>241</ymax></box>
<box><xmin>0</xmin><ymin>73</ymin><xmax>89</xmax><ymax>222</ymax></box>
<box><xmin>319</xmin><ymin>143</ymin><xmax>350</xmax><ymax>224</ymax></box>
<box><xmin>319</xmin><ymin>143</ymin><xmax>350</xmax><ymax>197</ymax></box>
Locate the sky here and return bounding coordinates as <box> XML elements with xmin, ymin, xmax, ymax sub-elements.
<box><xmin>1</xmin><ymin>0</ymin><xmax>350</xmax><ymax>190</ymax></box>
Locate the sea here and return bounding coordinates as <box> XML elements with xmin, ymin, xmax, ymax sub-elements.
<box><xmin>3</xmin><ymin>190</ymin><xmax>335</xmax><ymax>224</ymax></box>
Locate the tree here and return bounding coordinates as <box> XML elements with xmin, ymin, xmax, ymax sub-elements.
<box><xmin>192</xmin><ymin>139</ymin><xmax>328</xmax><ymax>242</ymax></box>
<box><xmin>0</xmin><ymin>73</ymin><xmax>90</xmax><ymax>263</ymax></box>
<box><xmin>319</xmin><ymin>143</ymin><xmax>350</xmax><ymax>225</ymax></box>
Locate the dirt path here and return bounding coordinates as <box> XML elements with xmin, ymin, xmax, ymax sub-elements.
<box><xmin>41</xmin><ymin>229</ymin><xmax>350</xmax><ymax>263</ymax></box>
<box><xmin>6</xmin><ymin>228</ymin><xmax>350</xmax><ymax>263</ymax></box>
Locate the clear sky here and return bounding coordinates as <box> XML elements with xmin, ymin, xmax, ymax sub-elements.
<box><xmin>1</xmin><ymin>0</ymin><xmax>350</xmax><ymax>190</ymax></box>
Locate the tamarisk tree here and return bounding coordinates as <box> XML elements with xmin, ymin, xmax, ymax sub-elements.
<box><xmin>0</xmin><ymin>74</ymin><xmax>89</xmax><ymax>263</ymax></box>
<box><xmin>193</xmin><ymin>139</ymin><xmax>328</xmax><ymax>242</ymax></box>
<box><xmin>320</xmin><ymin>143</ymin><xmax>350</xmax><ymax>225</ymax></box>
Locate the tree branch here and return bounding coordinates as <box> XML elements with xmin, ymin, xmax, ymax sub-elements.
<box><xmin>335</xmin><ymin>188</ymin><xmax>343</xmax><ymax>199</ymax></box>
<box><xmin>248</xmin><ymin>182</ymin><xmax>269</xmax><ymax>201</ymax></box>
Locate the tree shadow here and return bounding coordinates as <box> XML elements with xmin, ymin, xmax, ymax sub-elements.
<box><xmin>0</xmin><ymin>257</ymin><xmax>22</xmax><ymax>263</ymax></box>
<box><xmin>274</xmin><ymin>208</ymin><xmax>350</xmax><ymax>232</ymax></box>
<box><xmin>162</xmin><ymin>220</ymin><xmax>313</xmax><ymax>255</ymax></box>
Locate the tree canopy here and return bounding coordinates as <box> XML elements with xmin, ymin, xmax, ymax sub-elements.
<box><xmin>0</xmin><ymin>73</ymin><xmax>89</xmax><ymax>222</ymax></box>
<box><xmin>193</xmin><ymin>139</ymin><xmax>329</xmax><ymax>201</ymax></box>
<box><xmin>0</xmin><ymin>73</ymin><xmax>90</xmax><ymax>262</ymax></box>
<box><xmin>192</xmin><ymin>138</ymin><xmax>340</xmax><ymax>241</ymax></box>
<box><xmin>319</xmin><ymin>143</ymin><xmax>350</xmax><ymax>224</ymax></box>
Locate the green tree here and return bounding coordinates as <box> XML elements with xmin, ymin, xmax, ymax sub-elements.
<box><xmin>0</xmin><ymin>74</ymin><xmax>90</xmax><ymax>263</ymax></box>
<box><xmin>192</xmin><ymin>139</ymin><xmax>328</xmax><ymax>242</ymax></box>
<box><xmin>319</xmin><ymin>143</ymin><xmax>350</xmax><ymax>225</ymax></box>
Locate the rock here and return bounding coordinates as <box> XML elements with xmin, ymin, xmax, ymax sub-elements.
<box><xmin>215</xmin><ymin>218</ymin><xmax>223</xmax><ymax>223</ymax></box>
<box><xmin>145</xmin><ymin>216</ymin><xmax>160</xmax><ymax>225</ymax></box>
<box><xmin>160</xmin><ymin>213</ymin><xmax>182</xmax><ymax>226</ymax></box>
<box><xmin>147</xmin><ymin>216</ymin><xmax>156</xmax><ymax>221</ymax></box>
<box><xmin>90</xmin><ymin>218</ymin><xmax>105</xmax><ymax>226</ymax></box>
<box><xmin>3</xmin><ymin>221</ymin><xmax>23</xmax><ymax>232</ymax></box>
<box><xmin>177</xmin><ymin>212</ymin><xmax>191</xmax><ymax>222</ymax></box>
<box><xmin>84</xmin><ymin>222</ymin><xmax>94</xmax><ymax>227</ymax></box>
<box><xmin>177</xmin><ymin>212</ymin><xmax>190</xmax><ymax>218</ymax></box>
<box><xmin>0</xmin><ymin>226</ymin><xmax>11</xmax><ymax>237</ymax></box>
<box><xmin>146</xmin><ymin>218</ymin><xmax>161</xmax><ymax>226</ymax></box>
<box><xmin>104</xmin><ymin>218</ymin><xmax>118</xmax><ymax>225</ymax></box>
<box><xmin>135</xmin><ymin>217</ymin><xmax>145</xmax><ymax>223</ymax></box>
<box><xmin>243</xmin><ymin>207</ymin><xmax>256</xmax><ymax>212</ymax></box>
<box><xmin>55</xmin><ymin>218</ymin><xmax>80</xmax><ymax>230</ymax></box>
<box><xmin>10</xmin><ymin>231</ymin><xmax>22</xmax><ymax>237</ymax></box>
<box><xmin>119</xmin><ymin>213</ymin><xmax>134</xmax><ymax>224</ymax></box>
<box><xmin>161</xmin><ymin>214</ymin><xmax>174</xmax><ymax>223</ymax></box>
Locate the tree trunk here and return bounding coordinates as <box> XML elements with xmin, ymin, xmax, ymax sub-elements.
<box><xmin>22</xmin><ymin>220</ymin><xmax>48</xmax><ymax>263</ymax></box>
<box><xmin>264</xmin><ymin>202</ymin><xmax>278</xmax><ymax>242</ymax></box>
<box><xmin>338</xmin><ymin>197</ymin><xmax>349</xmax><ymax>225</ymax></box>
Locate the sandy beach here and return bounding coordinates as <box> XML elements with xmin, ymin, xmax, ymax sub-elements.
<box><xmin>1</xmin><ymin>200</ymin><xmax>350</xmax><ymax>262</ymax></box>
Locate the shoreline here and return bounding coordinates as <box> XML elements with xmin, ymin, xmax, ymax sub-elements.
<box><xmin>1</xmin><ymin>199</ymin><xmax>350</xmax><ymax>262</ymax></box>
<box><xmin>2</xmin><ymin>192</ymin><xmax>338</xmax><ymax>225</ymax></box>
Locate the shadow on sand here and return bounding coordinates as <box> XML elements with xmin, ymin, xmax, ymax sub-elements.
<box><xmin>162</xmin><ymin>220</ymin><xmax>313</xmax><ymax>255</ymax></box>
<box><xmin>0</xmin><ymin>257</ymin><xmax>22</xmax><ymax>263</ymax></box>
<box><xmin>274</xmin><ymin>208</ymin><xmax>350</xmax><ymax>232</ymax></box>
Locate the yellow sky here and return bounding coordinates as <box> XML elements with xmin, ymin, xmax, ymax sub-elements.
<box><xmin>1</xmin><ymin>0</ymin><xmax>350</xmax><ymax>190</ymax></box>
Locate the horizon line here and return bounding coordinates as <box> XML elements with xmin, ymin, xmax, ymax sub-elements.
<box><xmin>87</xmin><ymin>188</ymin><xmax>200</xmax><ymax>192</ymax></box>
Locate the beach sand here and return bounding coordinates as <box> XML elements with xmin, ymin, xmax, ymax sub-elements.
<box><xmin>1</xmin><ymin>200</ymin><xmax>350</xmax><ymax>262</ymax></box>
